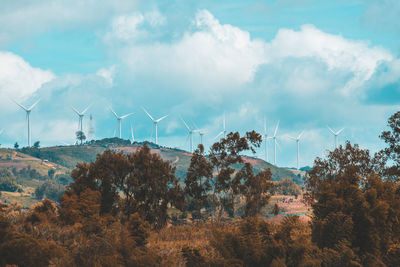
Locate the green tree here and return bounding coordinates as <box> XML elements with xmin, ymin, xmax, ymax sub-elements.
<box><xmin>14</xmin><ymin>142</ymin><xmax>19</xmax><ymax>149</ymax></box>
<box><xmin>379</xmin><ymin>111</ymin><xmax>400</xmax><ymax>181</ymax></box>
<box><xmin>33</xmin><ymin>141</ymin><xmax>40</xmax><ymax>148</ymax></box>
<box><xmin>76</xmin><ymin>130</ymin><xmax>86</xmax><ymax>145</ymax></box>
<box><xmin>184</xmin><ymin>144</ymin><xmax>213</xmax><ymax>220</ymax></box>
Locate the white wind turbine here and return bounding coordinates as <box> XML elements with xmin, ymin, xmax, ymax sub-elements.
<box><xmin>13</xmin><ymin>99</ymin><xmax>40</xmax><ymax>147</ymax></box>
<box><xmin>71</xmin><ymin>104</ymin><xmax>91</xmax><ymax>133</ymax></box>
<box><xmin>213</xmin><ymin>113</ymin><xmax>226</xmax><ymax>140</ymax></box>
<box><xmin>180</xmin><ymin>116</ymin><xmax>200</xmax><ymax>153</ymax></box>
<box><xmin>272</xmin><ymin>120</ymin><xmax>280</xmax><ymax>166</ymax></box>
<box><xmin>110</xmin><ymin>107</ymin><xmax>133</xmax><ymax>139</ymax></box>
<box><xmin>288</xmin><ymin>131</ymin><xmax>304</xmax><ymax>170</ymax></box>
<box><xmin>327</xmin><ymin>126</ymin><xmax>344</xmax><ymax>149</ymax></box>
<box><xmin>142</xmin><ymin>107</ymin><xmax>168</xmax><ymax>145</ymax></box>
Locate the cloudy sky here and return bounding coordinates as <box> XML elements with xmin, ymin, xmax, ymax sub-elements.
<box><xmin>0</xmin><ymin>0</ymin><xmax>399</xmax><ymax>168</ymax></box>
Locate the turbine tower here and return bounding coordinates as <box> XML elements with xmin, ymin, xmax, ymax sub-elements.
<box><xmin>130</xmin><ymin>123</ymin><xmax>135</xmax><ymax>143</ymax></box>
<box><xmin>142</xmin><ymin>107</ymin><xmax>168</xmax><ymax>145</ymax></box>
<box><xmin>13</xmin><ymin>99</ymin><xmax>40</xmax><ymax>147</ymax></box>
<box><xmin>214</xmin><ymin>113</ymin><xmax>226</xmax><ymax>140</ymax></box>
<box><xmin>71</xmin><ymin>104</ymin><xmax>91</xmax><ymax>133</ymax></box>
<box><xmin>288</xmin><ymin>131</ymin><xmax>304</xmax><ymax>170</ymax></box>
<box><xmin>327</xmin><ymin>126</ymin><xmax>344</xmax><ymax>149</ymax></box>
<box><xmin>263</xmin><ymin>117</ymin><xmax>271</xmax><ymax>162</ymax></box>
<box><xmin>198</xmin><ymin>129</ymin><xmax>207</xmax><ymax>147</ymax></box>
<box><xmin>110</xmin><ymin>107</ymin><xmax>133</xmax><ymax>139</ymax></box>
<box><xmin>272</xmin><ymin>120</ymin><xmax>280</xmax><ymax>165</ymax></box>
<box><xmin>180</xmin><ymin>116</ymin><xmax>200</xmax><ymax>153</ymax></box>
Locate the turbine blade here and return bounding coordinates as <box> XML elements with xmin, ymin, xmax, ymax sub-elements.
<box><xmin>120</xmin><ymin>112</ymin><xmax>134</xmax><ymax>119</ymax></box>
<box><xmin>273</xmin><ymin>120</ymin><xmax>280</xmax><ymax>137</ymax></box>
<box><xmin>327</xmin><ymin>126</ymin><xmax>335</xmax><ymax>135</ymax></box>
<box><xmin>12</xmin><ymin>99</ymin><xmax>28</xmax><ymax>111</ymax></box>
<box><xmin>28</xmin><ymin>99</ymin><xmax>40</xmax><ymax>110</ymax></box>
<box><xmin>109</xmin><ymin>106</ymin><xmax>119</xmax><ymax>118</ymax></box>
<box><xmin>180</xmin><ymin>116</ymin><xmax>191</xmax><ymax>132</ymax></box>
<box><xmin>298</xmin><ymin>131</ymin><xmax>304</xmax><ymax>140</ymax></box>
<box><xmin>156</xmin><ymin>115</ymin><xmax>168</xmax><ymax>122</ymax></box>
<box><xmin>81</xmin><ymin>104</ymin><xmax>92</xmax><ymax>115</ymax></box>
<box><xmin>142</xmin><ymin>107</ymin><xmax>155</xmax><ymax>121</ymax></box>
<box><xmin>337</xmin><ymin>128</ymin><xmax>344</xmax><ymax>135</ymax></box>
<box><xmin>71</xmin><ymin>106</ymin><xmax>81</xmax><ymax>115</ymax></box>
<box><xmin>213</xmin><ymin>131</ymin><xmax>224</xmax><ymax>140</ymax></box>
<box><xmin>288</xmin><ymin>136</ymin><xmax>296</xmax><ymax>141</ymax></box>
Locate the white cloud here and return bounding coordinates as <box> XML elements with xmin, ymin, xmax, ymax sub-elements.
<box><xmin>109</xmin><ymin>10</ymin><xmax>393</xmax><ymax>100</ymax></box>
<box><xmin>96</xmin><ymin>65</ymin><xmax>116</xmax><ymax>85</ymax></box>
<box><xmin>266</xmin><ymin>25</ymin><xmax>393</xmax><ymax>96</ymax></box>
<box><xmin>0</xmin><ymin>51</ymin><xmax>55</xmax><ymax>110</ymax></box>
<box><xmin>105</xmin><ymin>10</ymin><xmax>167</xmax><ymax>42</ymax></box>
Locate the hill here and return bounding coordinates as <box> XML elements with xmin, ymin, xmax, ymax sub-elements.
<box><xmin>17</xmin><ymin>140</ymin><xmax>302</xmax><ymax>184</ymax></box>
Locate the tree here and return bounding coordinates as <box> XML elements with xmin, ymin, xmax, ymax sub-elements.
<box><xmin>33</xmin><ymin>141</ymin><xmax>40</xmax><ymax>149</ymax></box>
<box><xmin>305</xmin><ymin>142</ymin><xmax>400</xmax><ymax>266</ymax></box>
<box><xmin>379</xmin><ymin>111</ymin><xmax>400</xmax><ymax>181</ymax></box>
<box><xmin>48</xmin><ymin>169</ymin><xmax>55</xmax><ymax>179</ymax></box>
<box><xmin>64</xmin><ymin>146</ymin><xmax>184</xmax><ymax>228</ymax></box>
<box><xmin>184</xmin><ymin>144</ymin><xmax>213</xmax><ymax>219</ymax></box>
<box><xmin>76</xmin><ymin>130</ymin><xmax>86</xmax><ymax>145</ymax></box>
<box><xmin>187</xmin><ymin>130</ymin><xmax>270</xmax><ymax>220</ymax></box>
<box><xmin>122</xmin><ymin>145</ymin><xmax>184</xmax><ymax>228</ymax></box>
<box><xmin>14</xmin><ymin>142</ymin><xmax>19</xmax><ymax>149</ymax></box>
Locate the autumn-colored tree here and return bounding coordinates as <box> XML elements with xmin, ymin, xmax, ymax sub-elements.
<box><xmin>67</xmin><ymin>150</ymin><xmax>131</xmax><ymax>215</ymax></box>
<box><xmin>64</xmin><ymin>146</ymin><xmax>183</xmax><ymax>228</ymax></box>
<box><xmin>121</xmin><ymin>145</ymin><xmax>184</xmax><ymax>228</ymax></box>
<box><xmin>184</xmin><ymin>144</ymin><xmax>213</xmax><ymax>219</ymax></box>
<box><xmin>305</xmin><ymin>142</ymin><xmax>400</xmax><ymax>266</ymax></box>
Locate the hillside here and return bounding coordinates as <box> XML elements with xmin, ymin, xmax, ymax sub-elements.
<box><xmin>18</xmin><ymin>140</ymin><xmax>302</xmax><ymax>184</ymax></box>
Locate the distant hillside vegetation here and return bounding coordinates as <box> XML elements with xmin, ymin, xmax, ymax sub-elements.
<box><xmin>19</xmin><ymin>138</ymin><xmax>303</xmax><ymax>184</ymax></box>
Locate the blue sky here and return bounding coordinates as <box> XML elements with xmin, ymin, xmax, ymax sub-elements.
<box><xmin>0</xmin><ymin>0</ymin><xmax>399</xmax><ymax>168</ymax></box>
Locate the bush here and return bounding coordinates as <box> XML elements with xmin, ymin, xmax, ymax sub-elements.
<box><xmin>0</xmin><ymin>177</ymin><xmax>20</xmax><ymax>192</ymax></box>
<box><xmin>35</xmin><ymin>181</ymin><xmax>65</xmax><ymax>202</ymax></box>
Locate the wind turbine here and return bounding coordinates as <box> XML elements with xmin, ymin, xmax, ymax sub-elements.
<box><xmin>71</xmin><ymin>104</ymin><xmax>91</xmax><ymax>133</ymax></box>
<box><xmin>142</xmin><ymin>107</ymin><xmax>168</xmax><ymax>145</ymax></box>
<box><xmin>272</xmin><ymin>120</ymin><xmax>280</xmax><ymax>166</ymax></box>
<box><xmin>180</xmin><ymin>116</ymin><xmax>200</xmax><ymax>153</ymax></box>
<box><xmin>13</xmin><ymin>99</ymin><xmax>40</xmax><ymax>147</ymax></box>
<box><xmin>213</xmin><ymin>113</ymin><xmax>226</xmax><ymax>140</ymax></box>
<box><xmin>327</xmin><ymin>126</ymin><xmax>344</xmax><ymax>149</ymax></box>
<box><xmin>110</xmin><ymin>107</ymin><xmax>133</xmax><ymax>139</ymax></box>
<box><xmin>288</xmin><ymin>131</ymin><xmax>304</xmax><ymax>170</ymax></box>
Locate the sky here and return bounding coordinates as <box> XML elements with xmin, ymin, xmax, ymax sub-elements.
<box><xmin>0</xmin><ymin>0</ymin><xmax>400</xmax><ymax>168</ymax></box>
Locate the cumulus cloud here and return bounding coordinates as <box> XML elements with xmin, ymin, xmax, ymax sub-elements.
<box><xmin>108</xmin><ymin>10</ymin><xmax>392</xmax><ymax>101</ymax></box>
<box><xmin>0</xmin><ymin>51</ymin><xmax>54</xmax><ymax>110</ymax></box>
